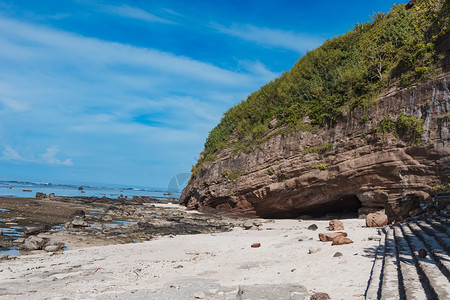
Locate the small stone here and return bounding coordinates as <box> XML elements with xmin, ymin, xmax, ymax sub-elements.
<box><xmin>418</xmin><ymin>249</ymin><xmax>427</xmax><ymax>258</ymax></box>
<box><xmin>333</xmin><ymin>252</ymin><xmax>343</xmax><ymax>257</ymax></box>
<box><xmin>174</xmin><ymin>265</ymin><xmax>184</xmax><ymax>269</ymax></box>
<box><xmin>368</xmin><ymin>236</ymin><xmax>381</xmax><ymax>241</ymax></box>
<box><xmin>243</xmin><ymin>220</ymin><xmax>254</xmax><ymax>230</ymax></box>
<box><xmin>193</xmin><ymin>291</ymin><xmax>206</xmax><ymax>299</ymax></box>
<box><xmin>329</xmin><ymin>219</ymin><xmax>344</xmax><ymax>231</ymax></box>
<box><xmin>251</xmin><ymin>243</ymin><xmax>261</xmax><ymax>248</ymax></box>
<box><xmin>102</xmin><ymin>215</ymin><xmax>113</xmax><ymax>222</ymax></box>
<box><xmin>0</xmin><ymin>254</ymin><xmax>10</xmax><ymax>260</ymax></box>
<box><xmin>253</xmin><ymin>220</ymin><xmax>262</xmax><ymax>227</ymax></box>
<box><xmin>307</xmin><ymin>224</ymin><xmax>318</xmax><ymax>231</ymax></box>
<box><xmin>310</xmin><ymin>292</ymin><xmax>331</xmax><ymax>300</ymax></box>
<box><xmin>308</xmin><ymin>247</ymin><xmax>321</xmax><ymax>254</ymax></box>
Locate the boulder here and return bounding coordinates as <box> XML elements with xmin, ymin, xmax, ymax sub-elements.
<box><xmin>24</xmin><ymin>224</ymin><xmax>51</xmax><ymax>236</ymax></box>
<box><xmin>44</xmin><ymin>242</ymin><xmax>65</xmax><ymax>252</ymax></box>
<box><xmin>35</xmin><ymin>192</ymin><xmax>48</xmax><ymax>200</ymax></box>
<box><xmin>70</xmin><ymin>209</ymin><xmax>86</xmax><ymax>218</ymax></box>
<box><xmin>19</xmin><ymin>236</ymin><xmax>49</xmax><ymax>251</ymax></box>
<box><xmin>366</xmin><ymin>210</ymin><xmax>388</xmax><ymax>227</ymax></box>
<box><xmin>329</xmin><ymin>219</ymin><xmax>344</xmax><ymax>231</ymax></box>
<box><xmin>48</xmin><ymin>193</ymin><xmax>55</xmax><ymax>200</ymax></box>
<box><xmin>319</xmin><ymin>232</ymin><xmax>348</xmax><ymax>242</ymax></box>
<box><xmin>71</xmin><ymin>216</ymin><xmax>89</xmax><ymax>227</ymax></box>
<box><xmin>331</xmin><ymin>235</ymin><xmax>354</xmax><ymax>246</ymax></box>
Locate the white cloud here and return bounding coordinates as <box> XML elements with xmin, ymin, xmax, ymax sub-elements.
<box><xmin>213</xmin><ymin>23</ymin><xmax>323</xmax><ymax>53</ymax></box>
<box><xmin>41</xmin><ymin>146</ymin><xmax>74</xmax><ymax>166</ymax></box>
<box><xmin>101</xmin><ymin>4</ymin><xmax>175</xmax><ymax>24</ymax></box>
<box><xmin>0</xmin><ymin>98</ymin><xmax>28</xmax><ymax>112</ymax></box>
<box><xmin>1</xmin><ymin>145</ymin><xmax>23</xmax><ymax>160</ymax></box>
<box><xmin>0</xmin><ymin>144</ymin><xmax>73</xmax><ymax>166</ymax></box>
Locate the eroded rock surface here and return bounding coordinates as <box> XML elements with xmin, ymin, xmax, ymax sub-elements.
<box><xmin>181</xmin><ymin>74</ymin><xmax>450</xmax><ymax>218</ymax></box>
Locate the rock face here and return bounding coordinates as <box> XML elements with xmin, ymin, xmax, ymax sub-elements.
<box><xmin>181</xmin><ymin>74</ymin><xmax>450</xmax><ymax>218</ymax></box>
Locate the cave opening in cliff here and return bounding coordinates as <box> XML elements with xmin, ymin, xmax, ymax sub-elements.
<box><xmin>308</xmin><ymin>194</ymin><xmax>362</xmax><ymax>218</ymax></box>
<box><xmin>289</xmin><ymin>194</ymin><xmax>363</xmax><ymax>219</ymax></box>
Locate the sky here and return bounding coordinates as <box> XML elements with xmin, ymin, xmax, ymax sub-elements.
<box><xmin>0</xmin><ymin>0</ymin><xmax>406</xmax><ymax>189</ymax></box>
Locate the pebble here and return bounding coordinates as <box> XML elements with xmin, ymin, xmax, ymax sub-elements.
<box><xmin>251</xmin><ymin>243</ymin><xmax>261</xmax><ymax>248</ymax></box>
<box><xmin>310</xmin><ymin>292</ymin><xmax>331</xmax><ymax>300</ymax></box>
<box><xmin>333</xmin><ymin>252</ymin><xmax>343</xmax><ymax>257</ymax></box>
<box><xmin>418</xmin><ymin>249</ymin><xmax>427</xmax><ymax>258</ymax></box>
<box><xmin>193</xmin><ymin>291</ymin><xmax>206</xmax><ymax>299</ymax></box>
<box><xmin>308</xmin><ymin>247</ymin><xmax>321</xmax><ymax>254</ymax></box>
<box><xmin>307</xmin><ymin>224</ymin><xmax>318</xmax><ymax>231</ymax></box>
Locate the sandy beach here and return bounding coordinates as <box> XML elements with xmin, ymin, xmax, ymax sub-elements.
<box><xmin>0</xmin><ymin>207</ymin><xmax>381</xmax><ymax>300</ymax></box>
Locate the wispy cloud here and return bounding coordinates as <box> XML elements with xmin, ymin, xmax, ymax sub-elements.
<box><xmin>1</xmin><ymin>145</ymin><xmax>23</xmax><ymax>161</ymax></box>
<box><xmin>41</xmin><ymin>146</ymin><xmax>73</xmax><ymax>166</ymax></box>
<box><xmin>0</xmin><ymin>144</ymin><xmax>73</xmax><ymax>166</ymax></box>
<box><xmin>0</xmin><ymin>16</ymin><xmax>276</xmax><ymax>186</ymax></box>
<box><xmin>101</xmin><ymin>4</ymin><xmax>175</xmax><ymax>24</ymax></box>
<box><xmin>0</xmin><ymin>98</ymin><xmax>28</xmax><ymax>113</ymax></box>
<box><xmin>213</xmin><ymin>23</ymin><xmax>323</xmax><ymax>53</ymax></box>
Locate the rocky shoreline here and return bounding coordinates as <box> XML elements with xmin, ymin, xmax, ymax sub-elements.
<box><xmin>0</xmin><ymin>195</ymin><xmax>242</xmax><ymax>257</ymax></box>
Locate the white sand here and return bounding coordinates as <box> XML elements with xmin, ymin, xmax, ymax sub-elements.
<box><xmin>0</xmin><ymin>218</ymin><xmax>381</xmax><ymax>300</ymax></box>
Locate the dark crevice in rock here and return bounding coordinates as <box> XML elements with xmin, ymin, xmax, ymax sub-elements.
<box><xmin>256</xmin><ymin>194</ymin><xmax>363</xmax><ymax>219</ymax></box>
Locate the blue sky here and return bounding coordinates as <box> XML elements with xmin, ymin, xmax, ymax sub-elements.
<box><xmin>0</xmin><ymin>0</ymin><xmax>406</xmax><ymax>189</ymax></box>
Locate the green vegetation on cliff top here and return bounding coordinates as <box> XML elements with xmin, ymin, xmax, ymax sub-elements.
<box><xmin>192</xmin><ymin>0</ymin><xmax>449</xmax><ymax>178</ymax></box>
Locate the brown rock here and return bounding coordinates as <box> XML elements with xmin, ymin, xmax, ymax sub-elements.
<box><xmin>331</xmin><ymin>235</ymin><xmax>354</xmax><ymax>246</ymax></box>
<box><xmin>329</xmin><ymin>219</ymin><xmax>344</xmax><ymax>231</ymax></box>
<box><xmin>35</xmin><ymin>192</ymin><xmax>48</xmax><ymax>200</ymax></box>
<box><xmin>319</xmin><ymin>232</ymin><xmax>348</xmax><ymax>242</ymax></box>
<box><xmin>251</xmin><ymin>243</ymin><xmax>261</xmax><ymax>248</ymax></box>
<box><xmin>418</xmin><ymin>249</ymin><xmax>427</xmax><ymax>258</ymax></box>
<box><xmin>310</xmin><ymin>292</ymin><xmax>330</xmax><ymax>300</ymax></box>
<box><xmin>366</xmin><ymin>210</ymin><xmax>388</xmax><ymax>227</ymax></box>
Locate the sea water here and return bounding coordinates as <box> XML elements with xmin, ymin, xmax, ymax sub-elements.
<box><xmin>0</xmin><ymin>180</ymin><xmax>181</xmax><ymax>199</ymax></box>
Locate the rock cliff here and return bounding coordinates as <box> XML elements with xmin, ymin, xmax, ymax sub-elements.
<box><xmin>180</xmin><ymin>73</ymin><xmax>450</xmax><ymax>218</ymax></box>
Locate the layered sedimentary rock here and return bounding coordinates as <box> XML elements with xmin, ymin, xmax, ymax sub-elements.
<box><xmin>180</xmin><ymin>73</ymin><xmax>450</xmax><ymax>218</ymax></box>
